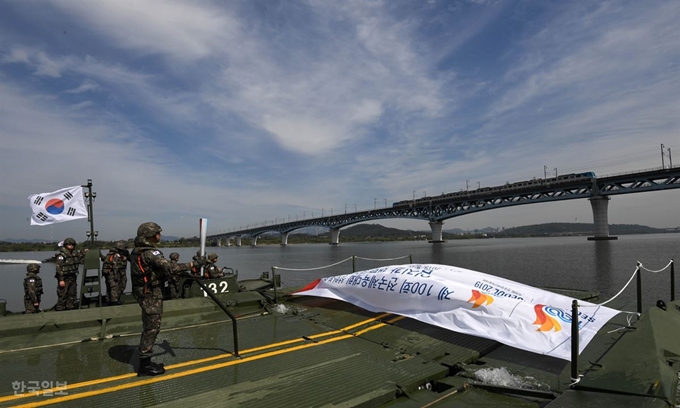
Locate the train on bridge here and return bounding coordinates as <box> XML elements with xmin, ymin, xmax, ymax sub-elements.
<box><xmin>393</xmin><ymin>172</ymin><xmax>596</xmax><ymax>208</ymax></box>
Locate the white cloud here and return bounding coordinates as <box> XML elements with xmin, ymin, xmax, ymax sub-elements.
<box><xmin>65</xmin><ymin>79</ymin><xmax>100</xmax><ymax>94</ymax></box>
<box><xmin>53</xmin><ymin>0</ymin><xmax>237</xmax><ymax>62</ymax></box>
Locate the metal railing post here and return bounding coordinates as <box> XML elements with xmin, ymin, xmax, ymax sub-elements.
<box><xmin>271</xmin><ymin>267</ymin><xmax>278</xmax><ymax>304</ymax></box>
<box><xmin>184</xmin><ymin>275</ymin><xmax>239</xmax><ymax>357</ymax></box>
<box><xmin>352</xmin><ymin>256</ymin><xmax>356</xmax><ymax>272</ymax></box>
<box><xmin>571</xmin><ymin>300</ymin><xmax>579</xmax><ymax>384</ymax></box>
<box><xmin>671</xmin><ymin>260</ymin><xmax>675</xmax><ymax>302</ymax></box>
<box><xmin>636</xmin><ymin>263</ymin><xmax>642</xmax><ymax>314</ymax></box>
<box><xmin>409</xmin><ymin>254</ymin><xmax>412</xmax><ymax>264</ymax></box>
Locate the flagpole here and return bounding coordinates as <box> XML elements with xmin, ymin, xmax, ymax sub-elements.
<box><xmin>82</xmin><ymin>179</ymin><xmax>96</xmax><ymax>247</ymax></box>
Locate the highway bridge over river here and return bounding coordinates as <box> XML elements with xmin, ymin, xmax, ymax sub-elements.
<box><xmin>209</xmin><ymin>166</ymin><xmax>680</xmax><ymax>246</ymax></box>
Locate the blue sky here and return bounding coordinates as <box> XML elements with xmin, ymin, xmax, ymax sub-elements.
<box><xmin>0</xmin><ymin>0</ymin><xmax>678</xmax><ymax>242</ymax></box>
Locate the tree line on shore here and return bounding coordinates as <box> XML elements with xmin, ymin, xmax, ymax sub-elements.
<box><xmin>1</xmin><ymin>222</ymin><xmax>672</xmax><ymax>252</ymax></box>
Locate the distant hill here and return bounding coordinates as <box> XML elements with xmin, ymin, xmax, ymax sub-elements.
<box><xmin>340</xmin><ymin>224</ymin><xmax>419</xmax><ymax>238</ymax></box>
<box><xmin>3</xmin><ymin>222</ymin><xmax>675</xmax><ymax>248</ymax></box>
<box><xmin>495</xmin><ymin>222</ymin><xmax>666</xmax><ymax>237</ymax></box>
<box><xmin>291</xmin><ymin>222</ymin><xmax>671</xmax><ymax>240</ymax></box>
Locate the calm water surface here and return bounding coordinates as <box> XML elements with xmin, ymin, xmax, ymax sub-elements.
<box><xmin>1</xmin><ymin>234</ymin><xmax>678</xmax><ymax>313</ymax></box>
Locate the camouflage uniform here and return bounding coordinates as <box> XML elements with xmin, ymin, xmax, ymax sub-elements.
<box><xmin>204</xmin><ymin>253</ymin><xmax>225</xmax><ymax>279</ymax></box>
<box><xmin>191</xmin><ymin>250</ymin><xmax>202</xmax><ymax>276</ymax></box>
<box><xmin>24</xmin><ymin>264</ymin><xmax>43</xmax><ymax>314</ymax></box>
<box><xmin>167</xmin><ymin>252</ymin><xmax>183</xmax><ymax>299</ymax></box>
<box><xmin>101</xmin><ymin>242</ymin><xmax>128</xmax><ymax>305</ymax></box>
<box><xmin>131</xmin><ymin>223</ymin><xmax>198</xmax><ymax>376</ymax></box>
<box><xmin>55</xmin><ymin>238</ymin><xmax>86</xmax><ymax>311</ymax></box>
<box><xmin>115</xmin><ymin>242</ymin><xmax>130</xmax><ymax>301</ymax></box>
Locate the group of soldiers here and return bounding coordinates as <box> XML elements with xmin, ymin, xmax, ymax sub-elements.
<box><xmin>22</xmin><ymin>233</ymin><xmax>225</xmax><ymax>314</ymax></box>
<box><xmin>23</xmin><ymin>221</ymin><xmax>226</xmax><ymax>377</ymax></box>
<box><xmin>23</xmin><ymin>237</ymin><xmax>88</xmax><ymax>313</ymax></box>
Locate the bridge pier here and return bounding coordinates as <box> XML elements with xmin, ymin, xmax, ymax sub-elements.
<box><xmin>281</xmin><ymin>232</ymin><xmax>289</xmax><ymax>246</ymax></box>
<box><xmin>428</xmin><ymin>221</ymin><xmax>446</xmax><ymax>243</ymax></box>
<box><xmin>251</xmin><ymin>236</ymin><xmax>258</xmax><ymax>246</ymax></box>
<box><xmin>236</xmin><ymin>236</ymin><xmax>242</xmax><ymax>247</ymax></box>
<box><xmin>329</xmin><ymin>228</ymin><xmax>340</xmax><ymax>245</ymax></box>
<box><xmin>588</xmin><ymin>196</ymin><xmax>617</xmax><ymax>241</ymax></box>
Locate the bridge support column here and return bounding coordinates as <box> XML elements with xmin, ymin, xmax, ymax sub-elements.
<box><xmin>251</xmin><ymin>236</ymin><xmax>258</xmax><ymax>246</ymax></box>
<box><xmin>236</xmin><ymin>237</ymin><xmax>242</xmax><ymax>247</ymax></box>
<box><xmin>329</xmin><ymin>228</ymin><xmax>340</xmax><ymax>245</ymax></box>
<box><xmin>281</xmin><ymin>232</ymin><xmax>289</xmax><ymax>246</ymax></box>
<box><xmin>428</xmin><ymin>221</ymin><xmax>446</xmax><ymax>243</ymax></box>
<box><xmin>588</xmin><ymin>196</ymin><xmax>617</xmax><ymax>241</ymax></box>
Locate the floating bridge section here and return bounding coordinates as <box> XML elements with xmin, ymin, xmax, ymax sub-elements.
<box><xmin>209</xmin><ymin>166</ymin><xmax>680</xmax><ymax>246</ymax></box>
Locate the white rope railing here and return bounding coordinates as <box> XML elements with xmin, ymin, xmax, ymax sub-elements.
<box><xmin>581</xmin><ymin>260</ymin><xmax>674</xmax><ymax>308</ymax></box>
<box><xmin>588</xmin><ymin>266</ymin><xmax>640</xmax><ymax>307</ymax></box>
<box><xmin>272</xmin><ymin>254</ymin><xmax>413</xmax><ymax>272</ymax></box>
<box><xmin>354</xmin><ymin>255</ymin><xmax>411</xmax><ymax>262</ymax></box>
<box><xmin>638</xmin><ymin>259</ymin><xmax>673</xmax><ymax>273</ymax></box>
<box><xmin>273</xmin><ymin>257</ymin><xmax>354</xmax><ymax>272</ymax></box>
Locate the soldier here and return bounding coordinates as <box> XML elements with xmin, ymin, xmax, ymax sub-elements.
<box><xmin>166</xmin><ymin>252</ymin><xmax>182</xmax><ymax>299</ymax></box>
<box><xmin>130</xmin><ymin>222</ymin><xmax>206</xmax><ymax>376</ymax></box>
<box><xmin>55</xmin><ymin>237</ymin><xmax>87</xmax><ymax>311</ymax></box>
<box><xmin>191</xmin><ymin>250</ymin><xmax>202</xmax><ymax>275</ymax></box>
<box><xmin>204</xmin><ymin>253</ymin><xmax>225</xmax><ymax>279</ymax></box>
<box><xmin>101</xmin><ymin>241</ymin><xmax>129</xmax><ymax>305</ymax></box>
<box><xmin>114</xmin><ymin>241</ymin><xmax>130</xmax><ymax>302</ymax></box>
<box><xmin>24</xmin><ymin>263</ymin><xmax>43</xmax><ymax>313</ymax></box>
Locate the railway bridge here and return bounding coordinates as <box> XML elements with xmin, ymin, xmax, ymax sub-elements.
<box><xmin>208</xmin><ymin>166</ymin><xmax>680</xmax><ymax>246</ymax></box>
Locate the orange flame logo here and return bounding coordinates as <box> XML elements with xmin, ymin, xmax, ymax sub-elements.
<box><xmin>468</xmin><ymin>290</ymin><xmax>494</xmax><ymax>308</ymax></box>
<box><xmin>533</xmin><ymin>304</ymin><xmax>562</xmax><ymax>332</ymax></box>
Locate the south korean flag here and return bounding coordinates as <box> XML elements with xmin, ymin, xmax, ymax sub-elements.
<box><xmin>28</xmin><ymin>186</ymin><xmax>88</xmax><ymax>226</ymax></box>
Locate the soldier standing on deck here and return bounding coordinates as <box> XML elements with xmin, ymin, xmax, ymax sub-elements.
<box><xmin>101</xmin><ymin>241</ymin><xmax>129</xmax><ymax>305</ymax></box>
<box><xmin>55</xmin><ymin>237</ymin><xmax>87</xmax><ymax>311</ymax></box>
<box><xmin>167</xmin><ymin>252</ymin><xmax>183</xmax><ymax>299</ymax></box>
<box><xmin>114</xmin><ymin>241</ymin><xmax>130</xmax><ymax>302</ymax></box>
<box><xmin>131</xmin><ymin>222</ymin><xmax>206</xmax><ymax>376</ymax></box>
<box><xmin>24</xmin><ymin>263</ymin><xmax>43</xmax><ymax>313</ymax></box>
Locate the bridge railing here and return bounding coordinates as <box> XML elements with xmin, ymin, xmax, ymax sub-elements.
<box><xmin>599</xmin><ymin>164</ymin><xmax>678</xmax><ymax>179</ymax></box>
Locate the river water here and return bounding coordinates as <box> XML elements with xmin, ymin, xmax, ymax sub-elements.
<box><xmin>0</xmin><ymin>234</ymin><xmax>678</xmax><ymax>313</ymax></box>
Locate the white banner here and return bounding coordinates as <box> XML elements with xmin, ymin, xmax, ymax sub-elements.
<box><xmin>294</xmin><ymin>264</ymin><xmax>620</xmax><ymax>361</ymax></box>
<box><xmin>28</xmin><ymin>185</ymin><xmax>88</xmax><ymax>226</ymax></box>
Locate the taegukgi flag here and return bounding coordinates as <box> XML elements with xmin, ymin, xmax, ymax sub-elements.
<box><xmin>28</xmin><ymin>185</ymin><xmax>88</xmax><ymax>226</ymax></box>
<box><xmin>294</xmin><ymin>264</ymin><xmax>621</xmax><ymax>361</ymax></box>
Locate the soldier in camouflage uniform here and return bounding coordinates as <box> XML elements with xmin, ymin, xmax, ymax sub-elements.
<box><xmin>115</xmin><ymin>241</ymin><xmax>130</xmax><ymax>301</ymax></box>
<box><xmin>204</xmin><ymin>253</ymin><xmax>225</xmax><ymax>279</ymax></box>
<box><xmin>24</xmin><ymin>263</ymin><xmax>43</xmax><ymax>314</ymax></box>
<box><xmin>166</xmin><ymin>252</ymin><xmax>185</xmax><ymax>299</ymax></box>
<box><xmin>101</xmin><ymin>241</ymin><xmax>129</xmax><ymax>305</ymax></box>
<box><xmin>191</xmin><ymin>250</ymin><xmax>203</xmax><ymax>276</ymax></box>
<box><xmin>55</xmin><ymin>237</ymin><xmax>87</xmax><ymax>311</ymax></box>
<box><xmin>131</xmin><ymin>222</ymin><xmax>205</xmax><ymax>376</ymax></box>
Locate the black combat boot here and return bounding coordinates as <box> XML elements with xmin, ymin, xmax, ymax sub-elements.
<box><xmin>149</xmin><ymin>360</ymin><xmax>165</xmax><ymax>369</ymax></box>
<box><xmin>138</xmin><ymin>357</ymin><xmax>165</xmax><ymax>376</ymax></box>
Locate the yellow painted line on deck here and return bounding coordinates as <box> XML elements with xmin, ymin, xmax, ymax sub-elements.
<box><xmin>1</xmin><ymin>312</ymin><xmax>395</xmax><ymax>405</ymax></box>
<box><xmin>11</xmin><ymin>315</ymin><xmax>396</xmax><ymax>408</ymax></box>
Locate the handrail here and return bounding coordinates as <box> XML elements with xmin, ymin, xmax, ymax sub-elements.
<box><xmin>273</xmin><ymin>254</ymin><xmax>413</xmax><ymax>274</ymax></box>
<box><xmin>181</xmin><ymin>272</ymin><xmax>239</xmax><ymax>357</ymax></box>
<box><xmin>581</xmin><ymin>259</ymin><xmax>675</xmax><ymax>312</ymax></box>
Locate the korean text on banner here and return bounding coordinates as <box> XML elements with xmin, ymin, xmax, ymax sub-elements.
<box><xmin>28</xmin><ymin>186</ymin><xmax>88</xmax><ymax>226</ymax></box>
<box><xmin>294</xmin><ymin>264</ymin><xmax>621</xmax><ymax>361</ymax></box>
